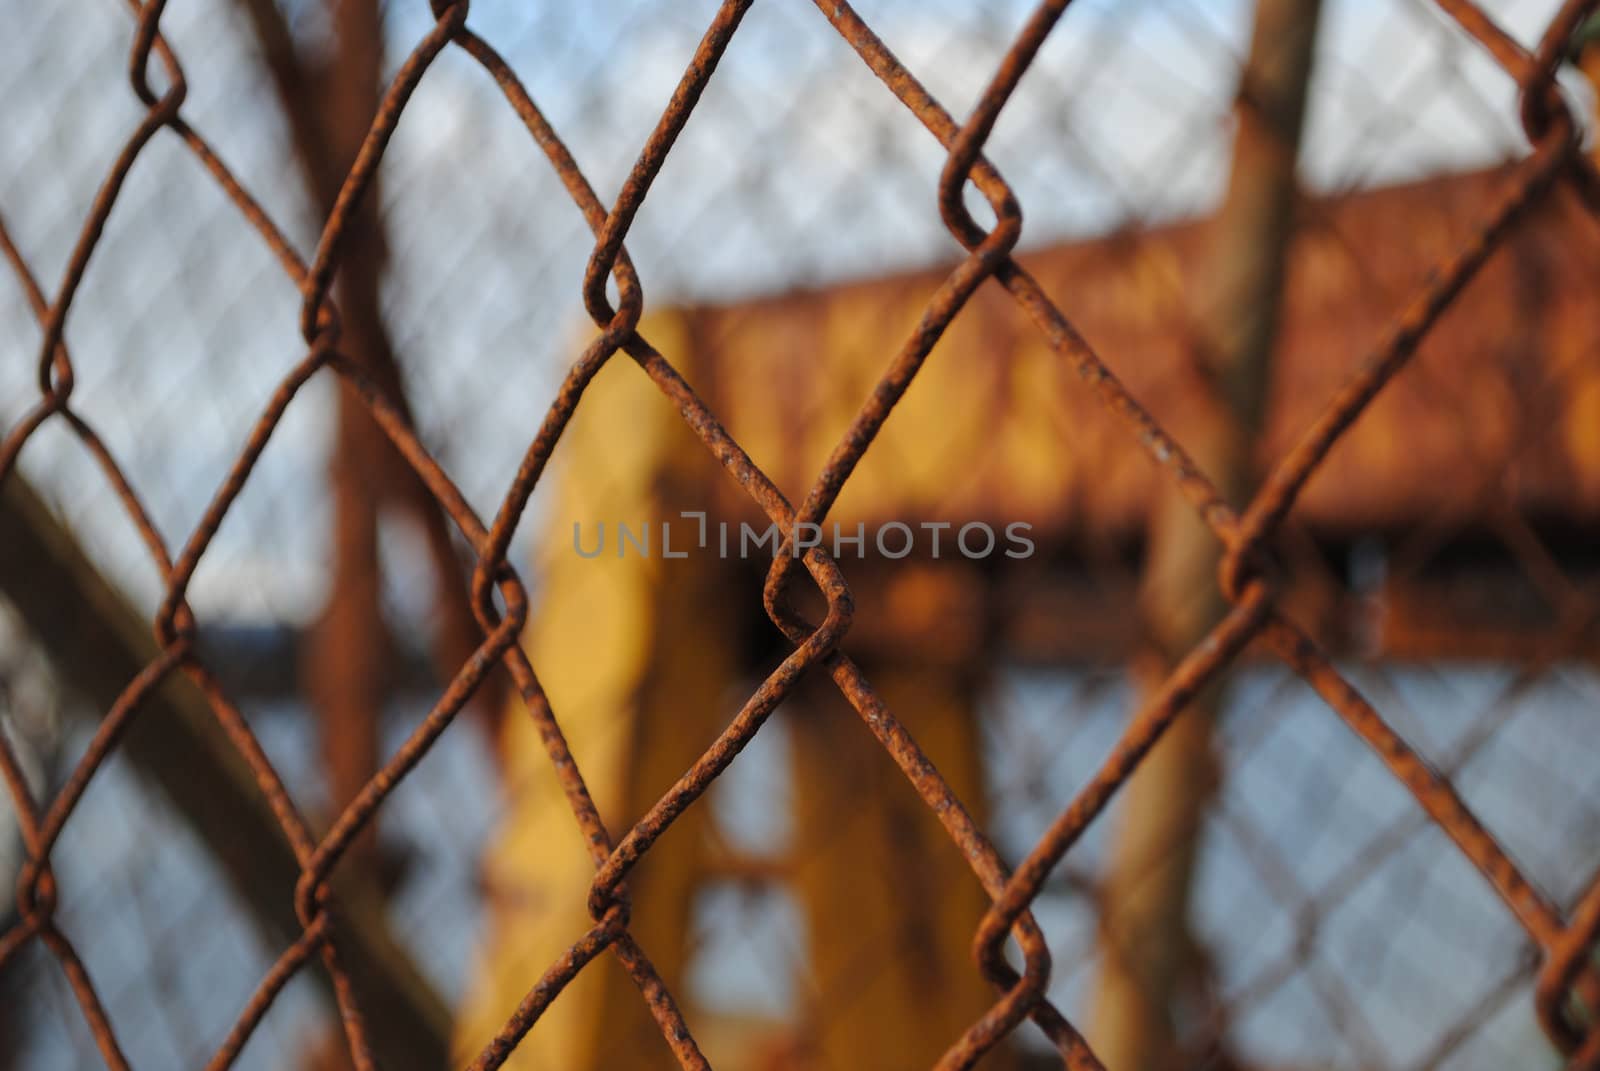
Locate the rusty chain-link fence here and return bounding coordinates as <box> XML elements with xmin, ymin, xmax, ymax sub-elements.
<box><xmin>3</xmin><ymin>0</ymin><xmax>1600</xmax><ymax>1069</ymax></box>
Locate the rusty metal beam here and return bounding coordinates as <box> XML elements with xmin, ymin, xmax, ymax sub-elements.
<box><xmin>684</xmin><ymin>161</ymin><xmax>1600</xmax><ymax>548</ymax></box>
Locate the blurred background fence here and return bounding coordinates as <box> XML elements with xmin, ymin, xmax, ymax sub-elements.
<box><xmin>2</xmin><ymin>1</ymin><xmax>1599</xmax><ymax>1069</ymax></box>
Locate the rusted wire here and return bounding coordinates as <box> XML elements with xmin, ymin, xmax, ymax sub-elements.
<box><xmin>4</xmin><ymin>0</ymin><xmax>1600</xmax><ymax>1067</ymax></box>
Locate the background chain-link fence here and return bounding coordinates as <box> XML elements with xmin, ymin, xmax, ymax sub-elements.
<box><xmin>2</xmin><ymin>0</ymin><xmax>1600</xmax><ymax>1069</ymax></box>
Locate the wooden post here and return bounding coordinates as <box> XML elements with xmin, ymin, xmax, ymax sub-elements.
<box><xmin>1088</xmin><ymin>2</ymin><xmax>1322</xmax><ymax>1067</ymax></box>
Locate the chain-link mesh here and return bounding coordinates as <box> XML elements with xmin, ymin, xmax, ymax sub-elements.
<box><xmin>3</xmin><ymin>1</ymin><xmax>1600</xmax><ymax>1069</ymax></box>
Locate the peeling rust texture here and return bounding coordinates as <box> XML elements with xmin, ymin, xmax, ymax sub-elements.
<box><xmin>4</xmin><ymin>0</ymin><xmax>1600</xmax><ymax>1068</ymax></box>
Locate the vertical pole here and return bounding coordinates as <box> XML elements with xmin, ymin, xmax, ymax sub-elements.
<box><xmin>234</xmin><ymin>0</ymin><xmax>504</xmax><ymax>881</ymax></box>
<box><xmin>1089</xmin><ymin>2</ymin><xmax>1322</xmax><ymax>1067</ymax></box>
<box><xmin>305</xmin><ymin>0</ymin><xmax>390</xmax><ymax>879</ymax></box>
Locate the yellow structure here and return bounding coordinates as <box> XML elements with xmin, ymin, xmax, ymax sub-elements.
<box><xmin>457</xmin><ymin>163</ymin><xmax>1600</xmax><ymax>1068</ymax></box>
